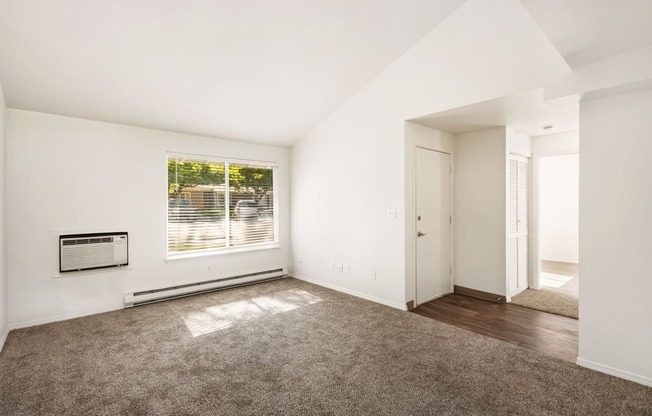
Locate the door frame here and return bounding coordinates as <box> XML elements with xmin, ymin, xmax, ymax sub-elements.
<box><xmin>530</xmin><ymin>149</ymin><xmax>579</xmax><ymax>290</ymax></box>
<box><xmin>414</xmin><ymin>147</ymin><xmax>453</xmax><ymax>305</ymax></box>
<box><xmin>506</xmin><ymin>153</ymin><xmax>530</xmax><ymax>298</ymax></box>
<box><xmin>404</xmin><ymin>122</ymin><xmax>455</xmax><ymax>309</ymax></box>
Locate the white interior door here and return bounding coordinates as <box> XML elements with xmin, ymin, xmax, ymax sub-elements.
<box><xmin>416</xmin><ymin>148</ymin><xmax>451</xmax><ymax>305</ymax></box>
<box><xmin>508</xmin><ymin>156</ymin><xmax>529</xmax><ymax>295</ymax></box>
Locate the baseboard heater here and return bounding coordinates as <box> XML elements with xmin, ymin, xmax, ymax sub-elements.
<box><xmin>124</xmin><ymin>268</ymin><xmax>288</xmax><ymax>308</ymax></box>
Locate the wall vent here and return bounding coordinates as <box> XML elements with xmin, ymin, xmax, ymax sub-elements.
<box><xmin>59</xmin><ymin>232</ymin><xmax>128</xmax><ymax>273</ymax></box>
<box><xmin>124</xmin><ymin>268</ymin><xmax>287</xmax><ymax>307</ymax></box>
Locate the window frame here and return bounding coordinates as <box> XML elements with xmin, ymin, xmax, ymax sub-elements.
<box><xmin>165</xmin><ymin>152</ymin><xmax>280</xmax><ymax>261</ymax></box>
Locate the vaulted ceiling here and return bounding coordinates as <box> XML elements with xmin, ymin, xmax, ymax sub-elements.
<box><xmin>0</xmin><ymin>0</ymin><xmax>465</xmax><ymax>146</ymax></box>
<box><xmin>0</xmin><ymin>0</ymin><xmax>650</xmax><ymax>146</ymax></box>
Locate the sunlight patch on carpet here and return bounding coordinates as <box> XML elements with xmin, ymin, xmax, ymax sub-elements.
<box><xmin>183</xmin><ymin>289</ymin><xmax>323</xmax><ymax>337</ymax></box>
<box><xmin>540</xmin><ymin>272</ymin><xmax>573</xmax><ymax>288</ymax></box>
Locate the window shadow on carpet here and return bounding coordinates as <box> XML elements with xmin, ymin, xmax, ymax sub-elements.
<box><xmin>182</xmin><ymin>289</ymin><xmax>322</xmax><ymax>336</ymax></box>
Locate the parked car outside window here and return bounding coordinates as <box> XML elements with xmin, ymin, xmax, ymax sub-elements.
<box><xmin>168</xmin><ymin>198</ymin><xmax>198</xmax><ymax>222</ymax></box>
<box><xmin>235</xmin><ymin>200</ymin><xmax>259</xmax><ymax>219</ymax></box>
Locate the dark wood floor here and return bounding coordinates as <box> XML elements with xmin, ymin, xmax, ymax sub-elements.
<box><xmin>412</xmin><ymin>293</ymin><xmax>578</xmax><ymax>363</ymax></box>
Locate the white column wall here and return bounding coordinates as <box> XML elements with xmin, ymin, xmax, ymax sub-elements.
<box><xmin>578</xmin><ymin>88</ymin><xmax>652</xmax><ymax>385</ymax></box>
<box><xmin>453</xmin><ymin>128</ymin><xmax>507</xmax><ymax>296</ymax></box>
<box><xmin>0</xmin><ymin>80</ymin><xmax>7</xmax><ymax>348</ymax></box>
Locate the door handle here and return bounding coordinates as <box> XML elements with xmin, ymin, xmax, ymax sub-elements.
<box><xmin>417</xmin><ymin>231</ymin><xmax>427</xmax><ymax>237</ymax></box>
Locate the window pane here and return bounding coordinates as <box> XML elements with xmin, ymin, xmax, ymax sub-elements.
<box><xmin>168</xmin><ymin>158</ymin><xmax>227</xmax><ymax>253</ymax></box>
<box><xmin>229</xmin><ymin>164</ymin><xmax>275</xmax><ymax>247</ymax></box>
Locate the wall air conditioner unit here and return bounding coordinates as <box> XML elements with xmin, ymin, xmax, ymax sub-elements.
<box><xmin>59</xmin><ymin>232</ymin><xmax>128</xmax><ymax>273</ymax></box>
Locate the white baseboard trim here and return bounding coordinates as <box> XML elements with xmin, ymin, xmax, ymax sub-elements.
<box><xmin>577</xmin><ymin>357</ymin><xmax>652</xmax><ymax>387</ymax></box>
<box><xmin>9</xmin><ymin>305</ymin><xmax>124</xmax><ymax>331</ymax></box>
<box><xmin>0</xmin><ymin>325</ymin><xmax>9</xmax><ymax>353</ymax></box>
<box><xmin>291</xmin><ymin>273</ymin><xmax>407</xmax><ymax>311</ymax></box>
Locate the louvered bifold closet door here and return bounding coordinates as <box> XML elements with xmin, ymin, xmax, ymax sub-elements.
<box><xmin>507</xmin><ymin>159</ymin><xmax>519</xmax><ymax>292</ymax></box>
<box><xmin>517</xmin><ymin>160</ymin><xmax>529</xmax><ymax>290</ymax></box>
<box><xmin>507</xmin><ymin>156</ymin><xmax>529</xmax><ymax>294</ymax></box>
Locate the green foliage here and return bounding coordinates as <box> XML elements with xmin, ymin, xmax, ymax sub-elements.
<box><xmin>168</xmin><ymin>160</ymin><xmax>273</xmax><ymax>201</ymax></box>
<box><xmin>168</xmin><ymin>160</ymin><xmax>225</xmax><ymax>195</ymax></box>
<box><xmin>229</xmin><ymin>164</ymin><xmax>273</xmax><ymax>201</ymax></box>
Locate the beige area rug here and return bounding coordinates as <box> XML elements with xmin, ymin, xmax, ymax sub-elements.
<box><xmin>511</xmin><ymin>288</ymin><xmax>579</xmax><ymax>319</ymax></box>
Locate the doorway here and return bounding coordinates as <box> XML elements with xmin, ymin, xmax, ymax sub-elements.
<box><xmin>538</xmin><ymin>153</ymin><xmax>579</xmax><ymax>299</ymax></box>
<box><xmin>512</xmin><ymin>150</ymin><xmax>579</xmax><ymax>319</ymax></box>
<box><xmin>415</xmin><ymin>147</ymin><xmax>452</xmax><ymax>305</ymax></box>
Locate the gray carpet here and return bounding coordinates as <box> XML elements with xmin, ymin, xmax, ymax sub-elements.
<box><xmin>511</xmin><ymin>288</ymin><xmax>579</xmax><ymax>319</ymax></box>
<box><xmin>1</xmin><ymin>278</ymin><xmax>650</xmax><ymax>415</ymax></box>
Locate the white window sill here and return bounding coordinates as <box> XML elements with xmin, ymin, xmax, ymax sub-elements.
<box><xmin>165</xmin><ymin>242</ymin><xmax>281</xmax><ymax>262</ymax></box>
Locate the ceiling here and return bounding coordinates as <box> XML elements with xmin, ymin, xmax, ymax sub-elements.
<box><xmin>521</xmin><ymin>0</ymin><xmax>652</xmax><ymax>68</ymax></box>
<box><xmin>412</xmin><ymin>89</ymin><xmax>579</xmax><ymax>137</ymax></box>
<box><xmin>412</xmin><ymin>0</ymin><xmax>652</xmax><ymax>137</ymax></box>
<box><xmin>0</xmin><ymin>0</ymin><xmax>464</xmax><ymax>146</ymax></box>
<box><xmin>0</xmin><ymin>1</ymin><xmax>649</xmax><ymax>146</ymax></box>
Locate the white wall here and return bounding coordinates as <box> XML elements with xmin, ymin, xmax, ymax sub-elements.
<box><xmin>578</xmin><ymin>88</ymin><xmax>652</xmax><ymax>385</ymax></box>
<box><xmin>530</xmin><ymin>131</ymin><xmax>579</xmax><ymax>287</ymax></box>
<box><xmin>453</xmin><ymin>128</ymin><xmax>507</xmax><ymax>296</ymax></box>
<box><xmin>6</xmin><ymin>110</ymin><xmax>291</xmax><ymax>327</ymax></box>
<box><xmin>0</xmin><ymin>81</ymin><xmax>7</xmax><ymax>347</ymax></box>
<box><xmin>532</xmin><ymin>131</ymin><xmax>579</xmax><ymax>155</ymax></box>
<box><xmin>539</xmin><ymin>154</ymin><xmax>579</xmax><ymax>263</ymax></box>
<box><xmin>290</xmin><ymin>0</ymin><xmax>569</xmax><ymax>307</ymax></box>
<box><xmin>404</xmin><ymin>122</ymin><xmax>455</xmax><ymax>304</ymax></box>
<box><xmin>506</xmin><ymin>127</ymin><xmax>532</xmax><ymax>158</ymax></box>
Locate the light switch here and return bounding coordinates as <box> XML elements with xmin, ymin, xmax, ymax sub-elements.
<box><xmin>387</xmin><ymin>208</ymin><xmax>397</xmax><ymax>219</ymax></box>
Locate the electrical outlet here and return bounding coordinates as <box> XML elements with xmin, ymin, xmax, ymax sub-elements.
<box><xmin>338</xmin><ymin>264</ymin><xmax>344</xmax><ymax>273</ymax></box>
<box><xmin>371</xmin><ymin>271</ymin><xmax>376</xmax><ymax>280</ymax></box>
<box><xmin>346</xmin><ymin>264</ymin><xmax>350</xmax><ymax>273</ymax></box>
<box><xmin>208</xmin><ymin>265</ymin><xmax>212</xmax><ymax>271</ymax></box>
<box><xmin>331</xmin><ymin>261</ymin><xmax>336</xmax><ymax>271</ymax></box>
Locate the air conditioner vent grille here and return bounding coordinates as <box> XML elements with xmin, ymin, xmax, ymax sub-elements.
<box><xmin>59</xmin><ymin>232</ymin><xmax>128</xmax><ymax>273</ymax></box>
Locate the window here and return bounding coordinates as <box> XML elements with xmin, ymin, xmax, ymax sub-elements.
<box><xmin>167</xmin><ymin>153</ymin><xmax>278</xmax><ymax>257</ymax></box>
